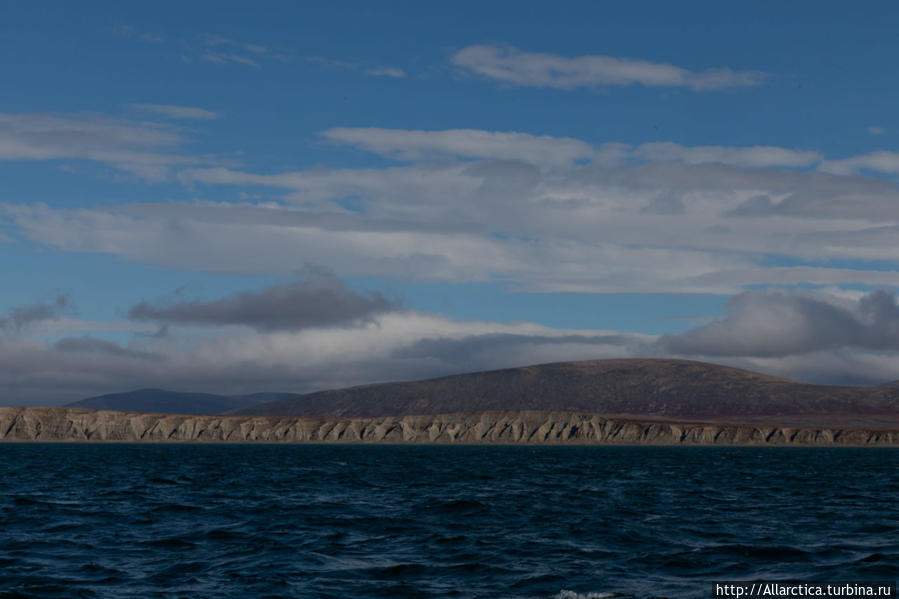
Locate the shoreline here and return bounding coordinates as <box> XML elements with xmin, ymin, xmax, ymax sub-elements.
<box><xmin>2</xmin><ymin>406</ymin><xmax>898</xmax><ymax>446</ymax></box>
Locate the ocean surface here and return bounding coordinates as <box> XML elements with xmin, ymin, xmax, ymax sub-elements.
<box><xmin>0</xmin><ymin>445</ymin><xmax>896</xmax><ymax>598</ymax></box>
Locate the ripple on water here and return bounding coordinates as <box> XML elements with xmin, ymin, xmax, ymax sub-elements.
<box><xmin>0</xmin><ymin>445</ymin><xmax>896</xmax><ymax>598</ymax></box>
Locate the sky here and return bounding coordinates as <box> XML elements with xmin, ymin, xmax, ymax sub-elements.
<box><xmin>3</xmin><ymin>1</ymin><xmax>899</xmax><ymax>404</ymax></box>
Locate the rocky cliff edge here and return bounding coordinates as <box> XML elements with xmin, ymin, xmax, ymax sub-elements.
<box><xmin>1</xmin><ymin>407</ymin><xmax>898</xmax><ymax>446</ymax></box>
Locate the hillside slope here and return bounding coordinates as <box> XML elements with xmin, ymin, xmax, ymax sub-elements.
<box><xmin>66</xmin><ymin>389</ymin><xmax>295</xmax><ymax>415</ymax></box>
<box><xmin>231</xmin><ymin>359</ymin><xmax>899</xmax><ymax>427</ymax></box>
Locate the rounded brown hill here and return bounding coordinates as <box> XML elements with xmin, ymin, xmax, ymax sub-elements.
<box><xmin>231</xmin><ymin>359</ymin><xmax>899</xmax><ymax>426</ymax></box>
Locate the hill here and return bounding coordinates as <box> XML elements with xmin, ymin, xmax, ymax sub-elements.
<box><xmin>230</xmin><ymin>359</ymin><xmax>899</xmax><ymax>428</ymax></box>
<box><xmin>66</xmin><ymin>389</ymin><xmax>296</xmax><ymax>415</ymax></box>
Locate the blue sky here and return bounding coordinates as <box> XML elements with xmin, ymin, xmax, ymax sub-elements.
<box><xmin>3</xmin><ymin>1</ymin><xmax>899</xmax><ymax>404</ymax></box>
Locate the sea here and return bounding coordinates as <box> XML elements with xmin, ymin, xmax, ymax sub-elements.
<box><xmin>0</xmin><ymin>444</ymin><xmax>896</xmax><ymax>598</ymax></box>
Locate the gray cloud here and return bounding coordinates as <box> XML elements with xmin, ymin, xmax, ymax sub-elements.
<box><xmin>54</xmin><ymin>336</ymin><xmax>158</xmax><ymax>360</ymax></box>
<box><xmin>725</xmin><ymin>194</ymin><xmax>775</xmax><ymax>217</ymax></box>
<box><xmin>394</xmin><ymin>332</ymin><xmax>644</xmax><ymax>372</ymax></box>
<box><xmin>0</xmin><ymin>304</ymin><xmax>655</xmax><ymax>405</ymax></box>
<box><xmin>682</xmin><ymin>268</ymin><xmax>899</xmax><ymax>289</ymax></box>
<box><xmin>659</xmin><ymin>288</ymin><xmax>899</xmax><ymax>357</ymax></box>
<box><xmin>129</xmin><ymin>271</ymin><xmax>400</xmax><ymax>331</ymax></box>
<box><xmin>639</xmin><ymin>191</ymin><xmax>686</xmax><ymax>215</ymax></box>
<box><xmin>451</xmin><ymin>45</ymin><xmax>767</xmax><ymax>91</ymax></box>
<box><xmin>0</xmin><ymin>296</ymin><xmax>69</xmax><ymax>333</ymax></box>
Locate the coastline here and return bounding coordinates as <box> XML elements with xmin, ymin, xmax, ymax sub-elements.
<box><xmin>2</xmin><ymin>406</ymin><xmax>898</xmax><ymax>446</ymax></box>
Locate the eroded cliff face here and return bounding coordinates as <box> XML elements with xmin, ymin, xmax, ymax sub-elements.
<box><xmin>1</xmin><ymin>407</ymin><xmax>897</xmax><ymax>445</ymax></box>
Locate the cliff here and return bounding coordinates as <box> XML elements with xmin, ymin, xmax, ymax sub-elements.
<box><xmin>2</xmin><ymin>407</ymin><xmax>897</xmax><ymax>446</ymax></box>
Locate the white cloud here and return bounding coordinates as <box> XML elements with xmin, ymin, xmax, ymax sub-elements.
<box><xmin>203</xmin><ymin>34</ymin><xmax>268</xmax><ymax>55</ymax></box>
<box><xmin>732</xmin><ymin>350</ymin><xmax>899</xmax><ymax>387</ymax></box>
<box><xmin>451</xmin><ymin>45</ymin><xmax>767</xmax><ymax>91</ymax></box>
<box><xmin>684</xmin><ymin>267</ymin><xmax>899</xmax><ymax>289</ymax></box>
<box><xmin>322</xmin><ymin>127</ymin><xmax>596</xmax><ymax>166</ymax></box>
<box><xmin>323</xmin><ymin>127</ymin><xmax>823</xmax><ymax>170</ymax></box>
<box><xmin>631</xmin><ymin>142</ymin><xmax>821</xmax><ymax>169</ymax></box>
<box><xmin>202</xmin><ymin>52</ymin><xmax>261</xmax><ymax>68</ymax></box>
<box><xmin>7</xmin><ymin>125</ymin><xmax>899</xmax><ymax>294</ymax></box>
<box><xmin>365</xmin><ymin>67</ymin><xmax>406</xmax><ymax>78</ymax></box>
<box><xmin>819</xmin><ymin>151</ymin><xmax>899</xmax><ymax>176</ymax></box>
<box><xmin>114</xmin><ymin>25</ymin><xmax>166</xmax><ymax>44</ymax></box>
<box><xmin>868</xmin><ymin>126</ymin><xmax>886</xmax><ymax>135</ymax></box>
<box><xmin>128</xmin><ymin>104</ymin><xmax>220</xmax><ymax>120</ymax></box>
<box><xmin>303</xmin><ymin>56</ymin><xmax>356</xmax><ymax>70</ymax></box>
<box><xmin>0</xmin><ymin>112</ymin><xmax>218</xmax><ymax>181</ymax></box>
<box><xmin>197</xmin><ymin>34</ymin><xmax>286</xmax><ymax>68</ymax></box>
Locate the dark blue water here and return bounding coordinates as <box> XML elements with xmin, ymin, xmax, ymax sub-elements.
<box><xmin>1</xmin><ymin>445</ymin><xmax>896</xmax><ymax>598</ymax></box>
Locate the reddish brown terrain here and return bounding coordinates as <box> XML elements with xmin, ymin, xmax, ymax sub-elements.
<box><xmin>230</xmin><ymin>359</ymin><xmax>899</xmax><ymax>429</ymax></box>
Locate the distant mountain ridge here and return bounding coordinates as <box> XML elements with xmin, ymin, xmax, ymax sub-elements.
<box><xmin>230</xmin><ymin>359</ymin><xmax>899</xmax><ymax>428</ymax></box>
<box><xmin>66</xmin><ymin>389</ymin><xmax>296</xmax><ymax>415</ymax></box>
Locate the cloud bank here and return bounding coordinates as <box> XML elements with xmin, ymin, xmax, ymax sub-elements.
<box><xmin>129</xmin><ymin>271</ymin><xmax>400</xmax><ymax>331</ymax></box>
<box><xmin>6</xmin><ymin>286</ymin><xmax>899</xmax><ymax>406</ymax></box>
<box><xmin>6</xmin><ymin>122</ymin><xmax>899</xmax><ymax>295</ymax></box>
<box><xmin>0</xmin><ymin>298</ymin><xmax>653</xmax><ymax>405</ymax></box>
<box><xmin>660</xmin><ymin>288</ymin><xmax>899</xmax><ymax>357</ymax></box>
